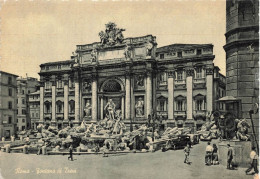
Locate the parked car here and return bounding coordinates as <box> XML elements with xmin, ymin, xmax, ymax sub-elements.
<box><xmin>162</xmin><ymin>135</ymin><xmax>191</xmax><ymax>151</ymax></box>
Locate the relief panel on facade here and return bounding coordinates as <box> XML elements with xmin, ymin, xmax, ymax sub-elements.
<box><xmin>134</xmin><ymin>75</ymin><xmax>144</xmax><ymax>90</ymax></box>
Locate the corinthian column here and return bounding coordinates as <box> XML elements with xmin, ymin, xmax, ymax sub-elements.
<box><xmin>40</xmin><ymin>82</ymin><xmax>44</xmax><ymax>122</ymax></box>
<box><xmin>51</xmin><ymin>79</ymin><xmax>56</xmax><ymax>123</ymax></box>
<box><xmin>91</xmin><ymin>73</ymin><xmax>98</xmax><ymax>121</ymax></box>
<box><xmin>125</xmin><ymin>73</ymin><xmax>131</xmax><ymax>120</ymax></box>
<box><xmin>206</xmin><ymin>67</ymin><xmax>214</xmax><ymax>113</ymax></box>
<box><xmin>167</xmin><ymin>70</ymin><xmax>175</xmax><ymax>120</ymax></box>
<box><xmin>64</xmin><ymin>79</ymin><xmax>69</xmax><ymax>121</ymax></box>
<box><xmin>146</xmin><ymin>71</ymin><xmax>152</xmax><ymax>118</ymax></box>
<box><xmin>74</xmin><ymin>73</ymin><xmax>80</xmax><ymax>122</ymax></box>
<box><xmin>186</xmin><ymin>68</ymin><xmax>194</xmax><ymax>120</ymax></box>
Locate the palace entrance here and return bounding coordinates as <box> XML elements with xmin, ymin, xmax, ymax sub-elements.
<box><xmin>100</xmin><ymin>79</ymin><xmax>125</xmax><ymax>120</ymax></box>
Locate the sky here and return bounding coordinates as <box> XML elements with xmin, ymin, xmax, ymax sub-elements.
<box><xmin>0</xmin><ymin>0</ymin><xmax>226</xmax><ymax>79</ymax></box>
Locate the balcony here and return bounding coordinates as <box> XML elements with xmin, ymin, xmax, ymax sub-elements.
<box><xmin>45</xmin><ymin>88</ymin><xmax>51</xmax><ymax>92</ymax></box>
<box><xmin>174</xmin><ymin>111</ymin><xmax>186</xmax><ymax>117</ymax></box>
<box><xmin>44</xmin><ymin>113</ymin><xmax>51</xmax><ymax>118</ymax></box>
<box><xmin>175</xmin><ymin>80</ymin><xmax>185</xmax><ymax>84</ymax></box>
<box><xmin>69</xmin><ymin>112</ymin><xmax>75</xmax><ymax>117</ymax></box>
<box><xmin>56</xmin><ymin>113</ymin><xmax>64</xmax><ymax>118</ymax></box>
<box><xmin>193</xmin><ymin>110</ymin><xmax>207</xmax><ymax>119</ymax></box>
<box><xmin>157</xmin><ymin>111</ymin><xmax>167</xmax><ymax>118</ymax></box>
<box><xmin>193</xmin><ymin>78</ymin><xmax>205</xmax><ymax>84</ymax></box>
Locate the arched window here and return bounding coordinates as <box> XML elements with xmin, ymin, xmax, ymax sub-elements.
<box><xmin>193</xmin><ymin>94</ymin><xmax>206</xmax><ymax>111</ymax></box>
<box><xmin>175</xmin><ymin>95</ymin><xmax>186</xmax><ymax>111</ymax></box>
<box><xmin>44</xmin><ymin>101</ymin><xmax>51</xmax><ymax>113</ymax></box>
<box><xmin>69</xmin><ymin>100</ymin><xmax>75</xmax><ymax>113</ymax></box>
<box><xmin>56</xmin><ymin>100</ymin><xmax>63</xmax><ymax>113</ymax></box>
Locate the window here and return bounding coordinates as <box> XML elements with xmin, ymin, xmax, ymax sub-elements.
<box><xmin>56</xmin><ymin>101</ymin><xmax>63</xmax><ymax>113</ymax></box>
<box><xmin>22</xmin><ymin>119</ymin><xmax>25</xmax><ymax>123</ymax></box>
<box><xmin>8</xmin><ymin>116</ymin><xmax>12</xmax><ymax>124</ymax></box>
<box><xmin>196</xmin><ymin>99</ymin><xmax>203</xmax><ymax>111</ymax></box>
<box><xmin>197</xmin><ymin>49</ymin><xmax>202</xmax><ymax>55</ymax></box>
<box><xmin>58</xmin><ymin>65</ymin><xmax>61</xmax><ymax>69</ymax></box>
<box><xmin>69</xmin><ymin>77</ymin><xmax>75</xmax><ymax>88</ymax></box>
<box><xmin>28</xmin><ymin>90</ymin><xmax>30</xmax><ymax>94</ymax></box>
<box><xmin>69</xmin><ymin>100</ymin><xmax>75</xmax><ymax>113</ymax></box>
<box><xmin>177</xmin><ymin>52</ymin><xmax>182</xmax><ymax>57</ymax></box>
<box><xmin>22</xmin><ymin>90</ymin><xmax>25</xmax><ymax>95</ymax></box>
<box><xmin>195</xmin><ymin>67</ymin><xmax>203</xmax><ymax>79</ymax></box>
<box><xmin>8</xmin><ymin>77</ymin><xmax>12</xmax><ymax>85</ymax></box>
<box><xmin>22</xmin><ymin>109</ymin><xmax>26</xmax><ymax>115</ymax></box>
<box><xmin>45</xmin><ymin>81</ymin><xmax>51</xmax><ymax>89</ymax></box>
<box><xmin>22</xmin><ymin>126</ymin><xmax>25</xmax><ymax>130</ymax></box>
<box><xmin>157</xmin><ymin>98</ymin><xmax>167</xmax><ymax>111</ymax></box>
<box><xmin>176</xmin><ymin>70</ymin><xmax>183</xmax><ymax>80</ymax></box>
<box><xmin>32</xmin><ymin>113</ymin><xmax>34</xmax><ymax>117</ymax></box>
<box><xmin>17</xmin><ymin>99</ymin><xmax>18</xmax><ymax>104</ymax></box>
<box><xmin>8</xmin><ymin>101</ymin><xmax>12</xmax><ymax>109</ymax></box>
<box><xmin>36</xmin><ymin>113</ymin><xmax>38</xmax><ymax>117</ymax></box>
<box><xmin>176</xmin><ymin>101</ymin><xmax>183</xmax><ymax>111</ymax></box>
<box><xmin>159</xmin><ymin>72</ymin><xmax>167</xmax><ymax>85</ymax></box>
<box><xmin>22</xmin><ymin>99</ymin><xmax>25</xmax><ymax>104</ymax></box>
<box><xmin>45</xmin><ymin>102</ymin><xmax>51</xmax><ymax>113</ymax></box>
<box><xmin>160</xmin><ymin>54</ymin><xmax>164</xmax><ymax>59</ymax></box>
<box><xmin>57</xmin><ymin>79</ymin><xmax>63</xmax><ymax>88</ymax></box>
<box><xmin>8</xmin><ymin>88</ymin><xmax>12</xmax><ymax>96</ymax></box>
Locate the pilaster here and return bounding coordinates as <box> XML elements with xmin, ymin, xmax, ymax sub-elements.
<box><xmin>91</xmin><ymin>72</ymin><xmax>98</xmax><ymax>121</ymax></box>
<box><xmin>206</xmin><ymin>67</ymin><xmax>214</xmax><ymax>113</ymax></box>
<box><xmin>39</xmin><ymin>82</ymin><xmax>44</xmax><ymax>122</ymax></box>
<box><xmin>186</xmin><ymin>68</ymin><xmax>194</xmax><ymax>120</ymax></box>
<box><xmin>167</xmin><ymin>70</ymin><xmax>175</xmax><ymax>120</ymax></box>
<box><xmin>146</xmin><ymin>70</ymin><xmax>153</xmax><ymax>118</ymax></box>
<box><xmin>125</xmin><ymin>71</ymin><xmax>131</xmax><ymax>120</ymax></box>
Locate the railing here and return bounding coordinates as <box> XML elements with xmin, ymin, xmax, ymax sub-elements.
<box><xmin>193</xmin><ymin>110</ymin><xmax>207</xmax><ymax>116</ymax></box>
<box><xmin>56</xmin><ymin>113</ymin><xmax>64</xmax><ymax>118</ymax></box>
<box><xmin>193</xmin><ymin>78</ymin><xmax>206</xmax><ymax>83</ymax></box>
<box><xmin>175</xmin><ymin>80</ymin><xmax>185</xmax><ymax>84</ymax></box>
<box><xmin>174</xmin><ymin>111</ymin><xmax>186</xmax><ymax>116</ymax></box>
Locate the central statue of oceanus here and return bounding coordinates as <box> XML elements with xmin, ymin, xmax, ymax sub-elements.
<box><xmin>99</xmin><ymin>22</ymin><xmax>125</xmax><ymax>46</ymax></box>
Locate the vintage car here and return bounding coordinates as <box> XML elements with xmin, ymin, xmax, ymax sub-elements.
<box><xmin>187</xmin><ymin>134</ymin><xmax>200</xmax><ymax>145</ymax></box>
<box><xmin>199</xmin><ymin>131</ymin><xmax>211</xmax><ymax>141</ymax></box>
<box><xmin>162</xmin><ymin>135</ymin><xmax>190</xmax><ymax>151</ymax></box>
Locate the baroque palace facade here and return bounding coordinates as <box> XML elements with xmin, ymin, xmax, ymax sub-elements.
<box><xmin>37</xmin><ymin>23</ymin><xmax>225</xmax><ymax>130</ymax></box>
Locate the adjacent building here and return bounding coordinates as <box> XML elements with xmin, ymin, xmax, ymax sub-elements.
<box><xmin>17</xmin><ymin>77</ymin><xmax>39</xmax><ymax>131</ymax></box>
<box><xmin>0</xmin><ymin>71</ymin><xmax>18</xmax><ymax>138</ymax></box>
<box><xmin>28</xmin><ymin>91</ymin><xmax>40</xmax><ymax>130</ymax></box>
<box><xmin>224</xmin><ymin>0</ymin><xmax>259</xmax><ymax>143</ymax></box>
<box><xmin>37</xmin><ymin>23</ymin><xmax>225</xmax><ymax>131</ymax></box>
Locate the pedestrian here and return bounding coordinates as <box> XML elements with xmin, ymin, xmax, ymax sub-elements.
<box><xmin>212</xmin><ymin>144</ymin><xmax>219</xmax><ymax>165</ymax></box>
<box><xmin>205</xmin><ymin>142</ymin><xmax>213</xmax><ymax>165</ymax></box>
<box><xmin>37</xmin><ymin>145</ymin><xmax>42</xmax><ymax>155</ymax></box>
<box><xmin>227</xmin><ymin>144</ymin><xmax>235</xmax><ymax>169</ymax></box>
<box><xmin>68</xmin><ymin>144</ymin><xmax>73</xmax><ymax>161</ymax></box>
<box><xmin>184</xmin><ymin>143</ymin><xmax>191</xmax><ymax>164</ymax></box>
<box><xmin>245</xmin><ymin>146</ymin><xmax>258</xmax><ymax>175</ymax></box>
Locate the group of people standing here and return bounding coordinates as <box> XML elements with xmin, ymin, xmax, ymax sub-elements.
<box><xmin>184</xmin><ymin>141</ymin><xmax>258</xmax><ymax>175</ymax></box>
<box><xmin>205</xmin><ymin>142</ymin><xmax>219</xmax><ymax>166</ymax></box>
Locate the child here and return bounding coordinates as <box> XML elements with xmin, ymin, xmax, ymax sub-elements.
<box><xmin>184</xmin><ymin>143</ymin><xmax>191</xmax><ymax>164</ymax></box>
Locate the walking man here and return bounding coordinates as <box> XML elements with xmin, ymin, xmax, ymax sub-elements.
<box><xmin>205</xmin><ymin>142</ymin><xmax>213</xmax><ymax>165</ymax></box>
<box><xmin>227</xmin><ymin>144</ymin><xmax>235</xmax><ymax>169</ymax></box>
<box><xmin>184</xmin><ymin>143</ymin><xmax>191</xmax><ymax>164</ymax></box>
<box><xmin>68</xmin><ymin>144</ymin><xmax>73</xmax><ymax>161</ymax></box>
<box><xmin>245</xmin><ymin>147</ymin><xmax>258</xmax><ymax>175</ymax></box>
